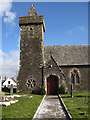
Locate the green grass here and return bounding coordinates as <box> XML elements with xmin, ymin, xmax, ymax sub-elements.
<box><xmin>2</xmin><ymin>93</ymin><xmax>44</xmax><ymax>119</ymax></box>
<box><xmin>61</xmin><ymin>91</ymin><xmax>89</xmax><ymax>119</ymax></box>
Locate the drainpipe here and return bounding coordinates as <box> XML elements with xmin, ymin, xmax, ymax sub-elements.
<box><xmin>42</xmin><ymin>64</ymin><xmax>44</xmax><ymax>86</ymax></box>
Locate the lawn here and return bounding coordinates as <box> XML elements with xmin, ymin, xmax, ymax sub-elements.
<box><xmin>2</xmin><ymin>93</ymin><xmax>44</xmax><ymax>119</ymax></box>
<box><xmin>61</xmin><ymin>91</ymin><xmax>89</xmax><ymax>119</ymax></box>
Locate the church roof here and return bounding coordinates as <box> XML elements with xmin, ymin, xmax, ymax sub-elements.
<box><xmin>44</xmin><ymin>45</ymin><xmax>89</xmax><ymax>66</ymax></box>
<box><xmin>27</xmin><ymin>4</ymin><xmax>37</xmax><ymax>16</ymax></box>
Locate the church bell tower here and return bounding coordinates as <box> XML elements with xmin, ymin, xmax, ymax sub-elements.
<box><xmin>17</xmin><ymin>4</ymin><xmax>45</xmax><ymax>93</ymax></box>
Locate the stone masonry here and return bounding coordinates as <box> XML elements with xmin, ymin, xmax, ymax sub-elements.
<box><xmin>17</xmin><ymin>4</ymin><xmax>89</xmax><ymax>94</ymax></box>
<box><xmin>17</xmin><ymin>4</ymin><xmax>45</xmax><ymax>93</ymax></box>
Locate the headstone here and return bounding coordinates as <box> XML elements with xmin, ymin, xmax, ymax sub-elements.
<box><xmin>10</xmin><ymin>84</ymin><xmax>13</xmax><ymax>95</ymax></box>
<box><xmin>71</xmin><ymin>84</ymin><xmax>73</xmax><ymax>98</ymax></box>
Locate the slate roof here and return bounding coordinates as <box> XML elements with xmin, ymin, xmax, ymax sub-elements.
<box><xmin>44</xmin><ymin>45</ymin><xmax>89</xmax><ymax>66</ymax></box>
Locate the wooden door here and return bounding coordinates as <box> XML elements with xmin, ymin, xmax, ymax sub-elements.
<box><xmin>47</xmin><ymin>75</ymin><xmax>58</xmax><ymax>95</ymax></box>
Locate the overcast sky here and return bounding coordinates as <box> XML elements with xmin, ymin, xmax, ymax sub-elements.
<box><xmin>0</xmin><ymin>1</ymin><xmax>88</xmax><ymax>79</ymax></box>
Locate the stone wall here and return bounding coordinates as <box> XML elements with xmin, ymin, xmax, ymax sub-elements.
<box><xmin>44</xmin><ymin>61</ymin><xmax>89</xmax><ymax>93</ymax></box>
<box><xmin>44</xmin><ymin>57</ymin><xmax>68</xmax><ymax>93</ymax></box>
<box><xmin>60</xmin><ymin>65</ymin><xmax>89</xmax><ymax>92</ymax></box>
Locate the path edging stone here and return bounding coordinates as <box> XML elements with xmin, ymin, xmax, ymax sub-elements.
<box><xmin>32</xmin><ymin>95</ymin><xmax>46</xmax><ymax>120</ymax></box>
<box><xmin>58</xmin><ymin>94</ymin><xmax>72</xmax><ymax>120</ymax></box>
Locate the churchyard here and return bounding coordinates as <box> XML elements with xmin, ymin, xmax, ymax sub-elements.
<box><xmin>61</xmin><ymin>91</ymin><xmax>89</xmax><ymax>119</ymax></box>
<box><xmin>1</xmin><ymin>91</ymin><xmax>89</xmax><ymax>119</ymax></box>
<box><xmin>0</xmin><ymin>76</ymin><xmax>43</xmax><ymax>119</ymax></box>
<box><xmin>0</xmin><ymin>76</ymin><xmax>89</xmax><ymax>119</ymax></box>
<box><xmin>2</xmin><ymin>93</ymin><xmax>44</xmax><ymax>119</ymax></box>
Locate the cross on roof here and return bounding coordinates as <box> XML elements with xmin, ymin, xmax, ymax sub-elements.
<box><xmin>27</xmin><ymin>4</ymin><xmax>37</xmax><ymax>16</ymax></box>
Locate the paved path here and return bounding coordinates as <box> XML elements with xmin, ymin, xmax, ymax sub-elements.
<box><xmin>35</xmin><ymin>95</ymin><xmax>68</xmax><ymax>119</ymax></box>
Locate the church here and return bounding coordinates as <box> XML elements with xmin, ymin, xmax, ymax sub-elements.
<box><xmin>17</xmin><ymin>4</ymin><xmax>89</xmax><ymax>95</ymax></box>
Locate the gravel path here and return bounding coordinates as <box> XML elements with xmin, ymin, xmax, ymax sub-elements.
<box><xmin>35</xmin><ymin>95</ymin><xmax>68</xmax><ymax>119</ymax></box>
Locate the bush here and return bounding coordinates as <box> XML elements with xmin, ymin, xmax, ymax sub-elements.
<box><xmin>39</xmin><ymin>86</ymin><xmax>46</xmax><ymax>95</ymax></box>
<box><xmin>58</xmin><ymin>85</ymin><xmax>65</xmax><ymax>94</ymax></box>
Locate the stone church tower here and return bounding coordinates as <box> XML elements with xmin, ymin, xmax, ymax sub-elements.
<box><xmin>17</xmin><ymin>4</ymin><xmax>45</xmax><ymax>93</ymax></box>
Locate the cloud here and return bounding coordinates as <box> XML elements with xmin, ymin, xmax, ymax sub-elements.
<box><xmin>0</xmin><ymin>0</ymin><xmax>16</xmax><ymax>25</ymax></box>
<box><xmin>0</xmin><ymin>49</ymin><xmax>4</xmax><ymax>55</ymax></box>
<box><xmin>0</xmin><ymin>49</ymin><xmax>20</xmax><ymax>79</ymax></box>
<box><xmin>17</xmin><ymin>36</ymin><xmax>20</xmax><ymax>49</ymax></box>
<box><xmin>68</xmin><ymin>26</ymin><xmax>85</xmax><ymax>35</ymax></box>
<box><xmin>0</xmin><ymin>50</ymin><xmax>20</xmax><ymax>66</ymax></box>
<box><xmin>4</xmin><ymin>11</ymin><xmax>16</xmax><ymax>25</ymax></box>
<box><xmin>67</xmin><ymin>30</ymin><xmax>72</xmax><ymax>35</ymax></box>
<box><xmin>0</xmin><ymin>0</ymin><xmax>12</xmax><ymax>16</ymax></box>
<box><xmin>0</xmin><ymin>66</ymin><xmax>19</xmax><ymax>80</ymax></box>
<box><xmin>75</xmin><ymin>26</ymin><xmax>85</xmax><ymax>31</ymax></box>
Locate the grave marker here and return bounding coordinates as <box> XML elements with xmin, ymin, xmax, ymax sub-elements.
<box><xmin>71</xmin><ymin>84</ymin><xmax>73</xmax><ymax>98</ymax></box>
<box><xmin>10</xmin><ymin>84</ymin><xmax>13</xmax><ymax>95</ymax></box>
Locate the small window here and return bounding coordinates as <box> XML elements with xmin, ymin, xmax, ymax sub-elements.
<box><xmin>30</xmin><ymin>28</ymin><xmax>33</xmax><ymax>37</ymax></box>
<box><xmin>8</xmin><ymin>81</ymin><xmax>10</xmax><ymax>84</ymax></box>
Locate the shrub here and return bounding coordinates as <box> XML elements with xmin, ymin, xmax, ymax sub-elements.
<box><xmin>39</xmin><ymin>86</ymin><xmax>46</xmax><ymax>95</ymax></box>
<box><xmin>58</xmin><ymin>85</ymin><xmax>65</xmax><ymax>94</ymax></box>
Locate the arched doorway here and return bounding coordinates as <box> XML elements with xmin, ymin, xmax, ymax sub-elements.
<box><xmin>47</xmin><ymin>75</ymin><xmax>58</xmax><ymax>95</ymax></box>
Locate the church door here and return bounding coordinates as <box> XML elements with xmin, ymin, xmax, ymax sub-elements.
<box><xmin>47</xmin><ymin>75</ymin><xmax>58</xmax><ymax>95</ymax></box>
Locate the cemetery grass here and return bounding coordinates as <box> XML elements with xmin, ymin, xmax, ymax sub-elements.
<box><xmin>2</xmin><ymin>93</ymin><xmax>44</xmax><ymax>118</ymax></box>
<box><xmin>61</xmin><ymin>91</ymin><xmax>89</xmax><ymax>119</ymax></box>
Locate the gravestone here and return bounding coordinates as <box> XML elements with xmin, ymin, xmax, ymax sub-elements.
<box><xmin>71</xmin><ymin>84</ymin><xmax>73</xmax><ymax>98</ymax></box>
<box><xmin>10</xmin><ymin>84</ymin><xmax>13</xmax><ymax>95</ymax></box>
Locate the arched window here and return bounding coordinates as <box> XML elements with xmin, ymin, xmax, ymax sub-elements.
<box><xmin>70</xmin><ymin>69</ymin><xmax>80</xmax><ymax>84</ymax></box>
